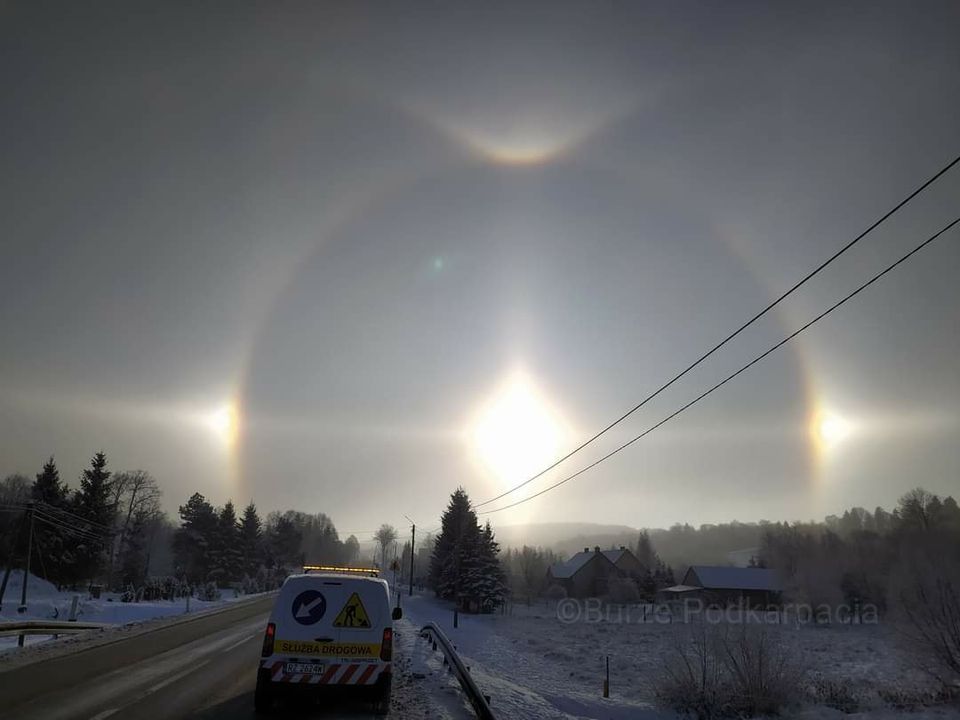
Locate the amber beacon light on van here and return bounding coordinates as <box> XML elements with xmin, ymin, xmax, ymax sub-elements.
<box><xmin>302</xmin><ymin>565</ymin><xmax>381</xmax><ymax>576</ymax></box>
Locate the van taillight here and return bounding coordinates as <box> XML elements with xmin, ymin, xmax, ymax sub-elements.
<box><xmin>261</xmin><ymin>622</ymin><xmax>276</xmax><ymax>657</ymax></box>
<box><xmin>380</xmin><ymin>627</ymin><xmax>393</xmax><ymax>661</ymax></box>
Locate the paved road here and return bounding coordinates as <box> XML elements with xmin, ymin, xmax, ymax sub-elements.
<box><xmin>0</xmin><ymin>595</ymin><xmax>386</xmax><ymax>720</ymax></box>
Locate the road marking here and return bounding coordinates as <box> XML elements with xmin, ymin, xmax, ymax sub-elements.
<box><xmin>146</xmin><ymin>660</ymin><xmax>209</xmax><ymax>694</ymax></box>
<box><xmin>88</xmin><ymin>710</ymin><xmax>118</xmax><ymax>720</ymax></box>
<box><xmin>221</xmin><ymin>632</ymin><xmax>257</xmax><ymax>654</ymax></box>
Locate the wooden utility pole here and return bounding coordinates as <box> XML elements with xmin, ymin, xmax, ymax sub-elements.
<box><xmin>408</xmin><ymin>523</ymin><xmax>415</xmax><ymax>597</ymax></box>
<box><xmin>20</xmin><ymin>504</ymin><xmax>35</xmax><ymax>611</ymax></box>
<box><xmin>0</xmin><ymin>506</ymin><xmax>28</xmax><ymax>612</ymax></box>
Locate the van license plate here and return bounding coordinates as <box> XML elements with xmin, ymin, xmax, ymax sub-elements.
<box><xmin>284</xmin><ymin>662</ymin><xmax>324</xmax><ymax>675</ymax></box>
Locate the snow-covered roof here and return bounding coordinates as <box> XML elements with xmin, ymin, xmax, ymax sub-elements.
<box><xmin>601</xmin><ymin>548</ymin><xmax>628</xmax><ymax>564</ymax></box>
<box><xmin>686</xmin><ymin>565</ymin><xmax>782</xmax><ymax>591</ymax></box>
<box><xmin>548</xmin><ymin>550</ymin><xmax>615</xmax><ymax>579</ymax></box>
<box><xmin>660</xmin><ymin>584</ymin><xmax>701</xmax><ymax>594</ymax></box>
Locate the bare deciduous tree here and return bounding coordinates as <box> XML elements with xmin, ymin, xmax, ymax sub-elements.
<box><xmin>374</xmin><ymin>524</ymin><xmax>397</xmax><ymax>569</ymax></box>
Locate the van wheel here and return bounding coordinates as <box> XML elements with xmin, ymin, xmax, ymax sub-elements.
<box><xmin>372</xmin><ymin>683</ymin><xmax>391</xmax><ymax>715</ymax></box>
<box><xmin>254</xmin><ymin>672</ymin><xmax>274</xmax><ymax>714</ymax></box>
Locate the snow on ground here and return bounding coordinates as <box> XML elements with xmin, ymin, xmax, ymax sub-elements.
<box><xmin>401</xmin><ymin>591</ymin><xmax>668</xmax><ymax>720</ymax></box>
<box><xmin>400</xmin><ymin>590</ymin><xmax>960</xmax><ymax>720</ymax></box>
<box><xmin>0</xmin><ymin>570</ymin><xmax>250</xmax><ymax>655</ymax></box>
<box><xmin>389</xmin><ymin>616</ymin><xmax>475</xmax><ymax>719</ymax></box>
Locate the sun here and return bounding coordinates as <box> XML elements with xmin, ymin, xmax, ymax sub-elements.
<box><xmin>204</xmin><ymin>402</ymin><xmax>240</xmax><ymax>448</ymax></box>
<box><xmin>468</xmin><ymin>372</ymin><xmax>568</xmax><ymax>487</ymax></box>
<box><xmin>812</xmin><ymin>410</ymin><xmax>852</xmax><ymax>450</ymax></box>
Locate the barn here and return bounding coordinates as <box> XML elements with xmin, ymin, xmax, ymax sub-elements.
<box><xmin>678</xmin><ymin>565</ymin><xmax>782</xmax><ymax>606</ymax></box>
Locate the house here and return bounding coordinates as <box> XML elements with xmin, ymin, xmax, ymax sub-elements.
<box><xmin>546</xmin><ymin>546</ymin><xmax>645</xmax><ymax>598</ymax></box>
<box><xmin>677</xmin><ymin>565</ymin><xmax>782</xmax><ymax>606</ymax></box>
<box><xmin>601</xmin><ymin>546</ymin><xmax>646</xmax><ymax>578</ymax></box>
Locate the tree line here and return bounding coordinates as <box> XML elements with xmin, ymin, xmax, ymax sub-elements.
<box><xmin>759</xmin><ymin>487</ymin><xmax>960</xmax><ymax>615</ymax></box>
<box><xmin>0</xmin><ymin>453</ymin><xmax>164</xmax><ymax>592</ymax></box>
<box><xmin>0</xmin><ymin>452</ymin><xmax>365</xmax><ymax>601</ymax></box>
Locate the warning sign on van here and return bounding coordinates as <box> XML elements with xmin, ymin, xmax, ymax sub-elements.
<box><xmin>333</xmin><ymin>592</ymin><xmax>371</xmax><ymax>628</ymax></box>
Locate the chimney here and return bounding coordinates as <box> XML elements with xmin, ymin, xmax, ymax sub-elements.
<box><xmin>594</xmin><ymin>546</ymin><xmax>601</xmax><ymax>553</ymax></box>
<box><xmin>583</xmin><ymin>547</ymin><xmax>589</xmax><ymax>553</ymax></box>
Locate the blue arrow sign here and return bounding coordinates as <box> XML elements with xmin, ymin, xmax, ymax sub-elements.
<box><xmin>291</xmin><ymin>590</ymin><xmax>327</xmax><ymax>625</ymax></box>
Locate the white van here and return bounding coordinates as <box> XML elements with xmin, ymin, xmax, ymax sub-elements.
<box><xmin>256</xmin><ymin>570</ymin><xmax>400</xmax><ymax>714</ymax></box>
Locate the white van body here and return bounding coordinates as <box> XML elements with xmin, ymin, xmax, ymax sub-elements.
<box><xmin>256</xmin><ymin>572</ymin><xmax>395</xmax><ymax>713</ymax></box>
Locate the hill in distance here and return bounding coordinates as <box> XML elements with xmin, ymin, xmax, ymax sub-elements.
<box><xmin>492</xmin><ymin>522</ymin><xmax>640</xmax><ymax>556</ymax></box>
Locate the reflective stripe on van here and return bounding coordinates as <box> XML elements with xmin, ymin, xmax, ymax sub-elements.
<box><xmin>262</xmin><ymin>657</ymin><xmax>389</xmax><ymax>685</ymax></box>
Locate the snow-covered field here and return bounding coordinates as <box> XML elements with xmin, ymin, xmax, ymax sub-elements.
<box><xmin>0</xmin><ymin>571</ymin><xmax>247</xmax><ymax>654</ymax></box>
<box><xmin>400</xmin><ymin>591</ymin><xmax>960</xmax><ymax>720</ymax></box>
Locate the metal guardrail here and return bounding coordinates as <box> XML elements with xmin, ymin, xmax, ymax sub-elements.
<box><xmin>0</xmin><ymin>620</ymin><xmax>108</xmax><ymax>638</ymax></box>
<box><xmin>420</xmin><ymin>622</ymin><xmax>496</xmax><ymax>720</ymax></box>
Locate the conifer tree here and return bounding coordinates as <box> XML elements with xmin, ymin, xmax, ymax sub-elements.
<box><xmin>430</xmin><ymin>488</ymin><xmax>506</xmax><ymax>609</ymax></box>
<box><xmin>173</xmin><ymin>492</ymin><xmax>217</xmax><ymax>584</ymax></box>
<box><xmin>211</xmin><ymin>501</ymin><xmax>242</xmax><ymax>586</ymax></box>
<box><xmin>74</xmin><ymin>452</ymin><xmax>115</xmax><ymax>581</ymax></box>
<box><xmin>238</xmin><ymin>502</ymin><xmax>263</xmax><ymax>576</ymax></box>
<box><xmin>31</xmin><ymin>457</ymin><xmax>71</xmax><ymax>586</ymax></box>
<box><xmin>430</xmin><ymin>487</ymin><xmax>477</xmax><ymax>600</ymax></box>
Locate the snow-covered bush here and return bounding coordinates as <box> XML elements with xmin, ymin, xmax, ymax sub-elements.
<box><xmin>656</xmin><ymin>623</ymin><xmax>731</xmax><ymax>718</ymax></box>
<box><xmin>120</xmin><ymin>584</ymin><xmax>136</xmax><ymax>603</ymax></box>
<box><xmin>142</xmin><ymin>576</ymin><xmax>190</xmax><ymax>601</ymax></box>
<box><xmin>656</xmin><ymin>624</ymin><xmax>805</xmax><ymax>718</ymax></box>
<box><xmin>198</xmin><ymin>581</ymin><xmax>221</xmax><ymax>601</ymax></box>
<box><xmin>810</xmin><ymin>677</ymin><xmax>862</xmax><ymax>713</ymax></box>
<box><xmin>878</xmin><ymin>684</ymin><xmax>959</xmax><ymax>710</ymax></box>
<box><xmin>892</xmin><ymin>551</ymin><xmax>960</xmax><ymax>687</ymax></box>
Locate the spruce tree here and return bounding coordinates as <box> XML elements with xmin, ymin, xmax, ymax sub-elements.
<box><xmin>33</xmin><ymin>456</ymin><xmax>68</xmax><ymax>505</ymax></box>
<box><xmin>430</xmin><ymin>487</ymin><xmax>478</xmax><ymax>600</ymax></box>
<box><xmin>173</xmin><ymin>492</ymin><xmax>217</xmax><ymax>584</ymax></box>
<box><xmin>429</xmin><ymin>488</ymin><xmax>505</xmax><ymax>609</ymax></box>
<box><xmin>74</xmin><ymin>452</ymin><xmax>115</xmax><ymax>582</ymax></box>
<box><xmin>214</xmin><ymin>501</ymin><xmax>242</xmax><ymax>585</ymax></box>
<box><xmin>238</xmin><ymin>502</ymin><xmax>263</xmax><ymax>576</ymax></box>
<box><xmin>469</xmin><ymin>522</ymin><xmax>506</xmax><ymax>610</ymax></box>
<box><xmin>31</xmin><ymin>457</ymin><xmax>70</xmax><ymax>587</ymax></box>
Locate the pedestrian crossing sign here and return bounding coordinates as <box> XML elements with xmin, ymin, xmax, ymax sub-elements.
<box><xmin>333</xmin><ymin>592</ymin><xmax>371</xmax><ymax>628</ymax></box>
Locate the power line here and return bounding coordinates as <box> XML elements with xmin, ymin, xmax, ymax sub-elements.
<box><xmin>33</xmin><ymin>515</ymin><xmax>110</xmax><ymax>543</ymax></box>
<box><xmin>475</xmin><ymin>153</ymin><xmax>960</xmax><ymax>509</ymax></box>
<box><xmin>37</xmin><ymin>501</ymin><xmax>112</xmax><ymax>532</ymax></box>
<box><xmin>480</xmin><ymin>215</ymin><xmax>960</xmax><ymax>515</ymax></box>
<box><xmin>33</xmin><ymin>508</ymin><xmax>114</xmax><ymax>541</ymax></box>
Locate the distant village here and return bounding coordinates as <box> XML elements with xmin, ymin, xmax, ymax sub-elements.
<box><xmin>546</xmin><ymin>545</ymin><xmax>780</xmax><ymax>606</ymax></box>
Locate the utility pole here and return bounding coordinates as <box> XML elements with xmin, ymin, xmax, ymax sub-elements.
<box><xmin>20</xmin><ymin>503</ymin><xmax>35</xmax><ymax>612</ymax></box>
<box><xmin>408</xmin><ymin>523</ymin><xmax>415</xmax><ymax>597</ymax></box>
<box><xmin>0</xmin><ymin>506</ymin><xmax>28</xmax><ymax>612</ymax></box>
<box><xmin>403</xmin><ymin>515</ymin><xmax>415</xmax><ymax>597</ymax></box>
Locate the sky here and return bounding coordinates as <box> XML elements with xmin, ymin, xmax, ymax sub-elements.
<box><xmin>1</xmin><ymin>1</ymin><xmax>958</xmax><ymax>538</ymax></box>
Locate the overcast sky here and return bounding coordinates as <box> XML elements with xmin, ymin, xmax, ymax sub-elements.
<box><xmin>2</xmin><ymin>2</ymin><xmax>958</xmax><ymax>537</ymax></box>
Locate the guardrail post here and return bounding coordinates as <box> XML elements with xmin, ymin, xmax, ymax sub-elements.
<box><xmin>69</xmin><ymin>595</ymin><xmax>80</xmax><ymax>621</ymax></box>
<box><xmin>603</xmin><ymin>655</ymin><xmax>609</xmax><ymax>698</ymax></box>
<box><xmin>453</xmin><ymin>607</ymin><xmax>458</xmax><ymax>628</ymax></box>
